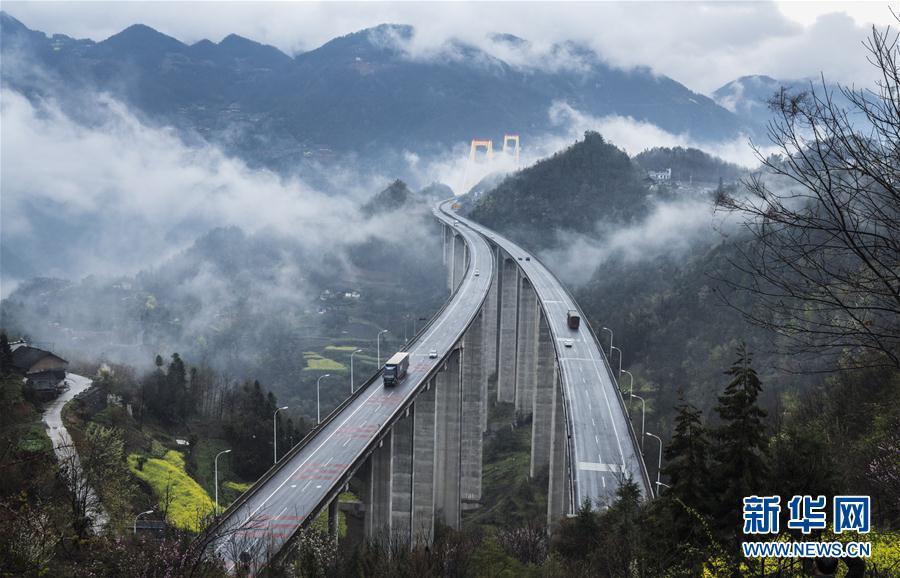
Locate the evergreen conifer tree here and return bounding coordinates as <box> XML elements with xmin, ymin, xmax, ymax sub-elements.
<box><xmin>713</xmin><ymin>343</ymin><xmax>768</xmax><ymax>573</ymax></box>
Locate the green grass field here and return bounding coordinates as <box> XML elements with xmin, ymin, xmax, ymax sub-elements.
<box><xmin>303</xmin><ymin>352</ymin><xmax>347</xmax><ymax>372</ymax></box>
<box><xmin>324</xmin><ymin>345</ymin><xmax>359</xmax><ymax>352</ymax></box>
<box><xmin>128</xmin><ymin>450</ymin><xmax>214</xmax><ymax>532</ymax></box>
<box><xmin>223</xmin><ymin>480</ymin><xmax>252</xmax><ymax>493</ymax></box>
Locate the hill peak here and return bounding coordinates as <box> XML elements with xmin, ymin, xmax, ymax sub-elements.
<box><xmin>101</xmin><ymin>23</ymin><xmax>185</xmax><ymax>52</ymax></box>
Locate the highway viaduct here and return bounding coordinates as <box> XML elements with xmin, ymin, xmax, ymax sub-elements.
<box><xmin>207</xmin><ymin>200</ymin><xmax>651</xmax><ymax>572</ymax></box>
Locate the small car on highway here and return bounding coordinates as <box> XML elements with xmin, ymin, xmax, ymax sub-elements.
<box><xmin>429</xmin><ymin>349</ymin><xmax>438</xmax><ymax>358</ymax></box>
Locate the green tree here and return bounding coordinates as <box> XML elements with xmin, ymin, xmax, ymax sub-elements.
<box><xmin>167</xmin><ymin>353</ymin><xmax>187</xmax><ymax>420</ymax></box>
<box><xmin>551</xmin><ymin>498</ymin><xmax>599</xmax><ymax>562</ymax></box>
<box><xmin>661</xmin><ymin>397</ymin><xmax>713</xmax><ymax>572</ymax></box>
<box><xmin>81</xmin><ymin>422</ymin><xmax>133</xmax><ymax>525</ymax></box>
<box><xmin>591</xmin><ymin>479</ymin><xmax>645</xmax><ymax>576</ymax></box>
<box><xmin>222</xmin><ymin>380</ymin><xmax>278</xmax><ymax>479</ymax></box>
<box><xmin>664</xmin><ymin>398</ymin><xmax>711</xmax><ymax>512</ymax></box>
<box><xmin>0</xmin><ymin>333</ymin><xmax>14</xmax><ymax>376</ymax></box>
<box><xmin>712</xmin><ymin>344</ymin><xmax>768</xmax><ymax>573</ymax></box>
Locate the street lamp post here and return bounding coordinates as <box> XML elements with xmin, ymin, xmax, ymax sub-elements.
<box><xmin>630</xmin><ymin>393</ymin><xmax>646</xmax><ymax>453</ymax></box>
<box><xmin>610</xmin><ymin>345</ymin><xmax>623</xmax><ymax>377</ymax></box>
<box><xmin>316</xmin><ymin>374</ymin><xmax>332</xmax><ymax>424</ymax></box>
<box><xmin>620</xmin><ymin>369</ymin><xmax>634</xmax><ymax>396</ymax></box>
<box><xmin>602</xmin><ymin>327</ymin><xmax>613</xmax><ymax>357</ymax></box>
<box><xmin>377</xmin><ymin>329</ymin><xmax>389</xmax><ymax>367</ymax></box>
<box><xmin>273</xmin><ymin>406</ymin><xmax>288</xmax><ymax>464</ymax></box>
<box><xmin>214</xmin><ymin>449</ymin><xmax>231</xmax><ymax>514</ymax></box>
<box><xmin>646</xmin><ymin>432</ymin><xmax>663</xmax><ymax>498</ymax></box>
<box><xmin>133</xmin><ymin>509</ymin><xmax>154</xmax><ymax>535</ymax></box>
<box><xmin>350</xmin><ymin>349</ymin><xmax>362</xmax><ymax>393</ymax></box>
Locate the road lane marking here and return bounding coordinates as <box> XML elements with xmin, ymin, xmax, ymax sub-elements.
<box><xmin>577</xmin><ymin>462</ymin><xmax>625</xmax><ymax>473</ymax></box>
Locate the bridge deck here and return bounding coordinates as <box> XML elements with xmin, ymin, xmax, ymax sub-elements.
<box><xmin>455</xmin><ymin>209</ymin><xmax>652</xmax><ymax>505</ymax></box>
<box><xmin>209</xmin><ymin>202</ymin><xmax>493</xmax><ymax>569</ymax></box>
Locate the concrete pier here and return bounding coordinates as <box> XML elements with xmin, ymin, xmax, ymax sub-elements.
<box><xmin>390</xmin><ymin>409</ymin><xmax>414</xmax><ymax>542</ymax></box>
<box><xmin>547</xmin><ymin>383</ymin><xmax>569</xmax><ymax>527</ymax></box>
<box><xmin>515</xmin><ymin>278</ymin><xmax>539</xmax><ymax>416</ymax></box>
<box><xmin>328</xmin><ymin>497</ymin><xmax>339</xmax><ymax>544</ymax></box>
<box><xmin>497</xmin><ymin>253</ymin><xmax>519</xmax><ymax>403</ymax></box>
<box><xmin>461</xmin><ymin>311</ymin><xmax>484</xmax><ymax>503</ymax></box>
<box><xmin>366</xmin><ymin>431</ymin><xmax>394</xmax><ymax>539</ymax></box>
<box><xmin>531</xmin><ymin>311</ymin><xmax>557</xmax><ymax>477</ymax></box>
<box><xmin>412</xmin><ymin>380</ymin><xmax>437</xmax><ymax>544</ymax></box>
<box><xmin>452</xmin><ymin>234</ymin><xmax>467</xmax><ymax>292</ymax></box>
<box><xmin>433</xmin><ymin>349</ymin><xmax>462</xmax><ymax>528</ymax></box>
<box><xmin>481</xmin><ymin>245</ymin><xmax>500</xmax><ymax>430</ymax></box>
<box><xmin>445</xmin><ymin>227</ymin><xmax>454</xmax><ymax>290</ymax></box>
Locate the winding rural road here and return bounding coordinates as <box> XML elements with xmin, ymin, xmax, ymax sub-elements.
<box><xmin>42</xmin><ymin>373</ymin><xmax>108</xmax><ymax>531</ymax></box>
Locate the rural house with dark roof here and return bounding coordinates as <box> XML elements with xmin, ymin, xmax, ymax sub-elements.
<box><xmin>10</xmin><ymin>343</ymin><xmax>69</xmax><ymax>399</ymax></box>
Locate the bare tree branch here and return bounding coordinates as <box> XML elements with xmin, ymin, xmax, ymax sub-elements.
<box><xmin>716</xmin><ymin>17</ymin><xmax>900</xmax><ymax>371</ymax></box>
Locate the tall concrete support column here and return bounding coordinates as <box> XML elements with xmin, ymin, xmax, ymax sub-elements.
<box><xmin>447</xmin><ymin>229</ymin><xmax>456</xmax><ymax>291</ymax></box>
<box><xmin>391</xmin><ymin>410</ymin><xmax>414</xmax><ymax>543</ymax></box>
<box><xmin>515</xmin><ymin>278</ymin><xmax>539</xmax><ymax>415</ymax></box>
<box><xmin>442</xmin><ymin>224</ymin><xmax>449</xmax><ymax>266</ymax></box>
<box><xmin>328</xmin><ymin>497</ymin><xmax>339</xmax><ymax>544</ymax></box>
<box><xmin>481</xmin><ymin>245</ymin><xmax>500</xmax><ymax>430</ymax></box>
<box><xmin>547</xmin><ymin>381</ymin><xmax>568</xmax><ymax>527</ymax></box>
<box><xmin>497</xmin><ymin>254</ymin><xmax>519</xmax><ymax>403</ymax></box>
<box><xmin>412</xmin><ymin>380</ymin><xmax>437</xmax><ymax>544</ymax></box>
<box><xmin>531</xmin><ymin>311</ymin><xmax>557</xmax><ymax>477</ymax></box>
<box><xmin>452</xmin><ymin>234</ymin><xmax>466</xmax><ymax>292</ymax></box>
<box><xmin>434</xmin><ymin>349</ymin><xmax>462</xmax><ymax>528</ymax></box>
<box><xmin>461</xmin><ymin>311</ymin><xmax>484</xmax><ymax>503</ymax></box>
<box><xmin>365</xmin><ymin>431</ymin><xmax>393</xmax><ymax>540</ymax></box>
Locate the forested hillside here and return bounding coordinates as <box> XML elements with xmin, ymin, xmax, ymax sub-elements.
<box><xmin>634</xmin><ymin>146</ymin><xmax>746</xmax><ymax>183</ymax></box>
<box><xmin>469</xmin><ymin>132</ymin><xmax>649</xmax><ymax>248</ymax></box>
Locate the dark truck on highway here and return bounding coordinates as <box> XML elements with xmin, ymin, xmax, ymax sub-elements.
<box><xmin>567</xmin><ymin>309</ymin><xmax>581</xmax><ymax>330</ymax></box>
<box><xmin>383</xmin><ymin>352</ymin><xmax>410</xmax><ymax>387</ymax></box>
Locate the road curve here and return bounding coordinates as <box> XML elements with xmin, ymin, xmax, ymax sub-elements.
<box><xmin>451</xmin><ymin>206</ymin><xmax>652</xmax><ymax>506</ymax></box>
<box><xmin>43</xmin><ymin>373</ymin><xmax>109</xmax><ymax>531</ymax></box>
<box><xmin>208</xmin><ymin>201</ymin><xmax>493</xmax><ymax>570</ymax></box>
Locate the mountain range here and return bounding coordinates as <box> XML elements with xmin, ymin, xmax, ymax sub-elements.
<box><xmin>711</xmin><ymin>74</ymin><xmax>854</xmax><ymax>132</ymax></box>
<box><xmin>0</xmin><ymin>11</ymin><xmax>797</xmax><ymax>174</ymax></box>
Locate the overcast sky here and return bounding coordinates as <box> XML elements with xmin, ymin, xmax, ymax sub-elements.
<box><xmin>3</xmin><ymin>1</ymin><xmax>898</xmax><ymax>93</ymax></box>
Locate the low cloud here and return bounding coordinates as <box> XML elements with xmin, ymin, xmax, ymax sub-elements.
<box><xmin>0</xmin><ymin>89</ymin><xmax>404</xmax><ymax>287</ymax></box>
<box><xmin>547</xmin><ymin>101</ymin><xmax>773</xmax><ymax>168</ymax></box>
<box><xmin>542</xmin><ymin>196</ymin><xmax>739</xmax><ymax>285</ymax></box>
